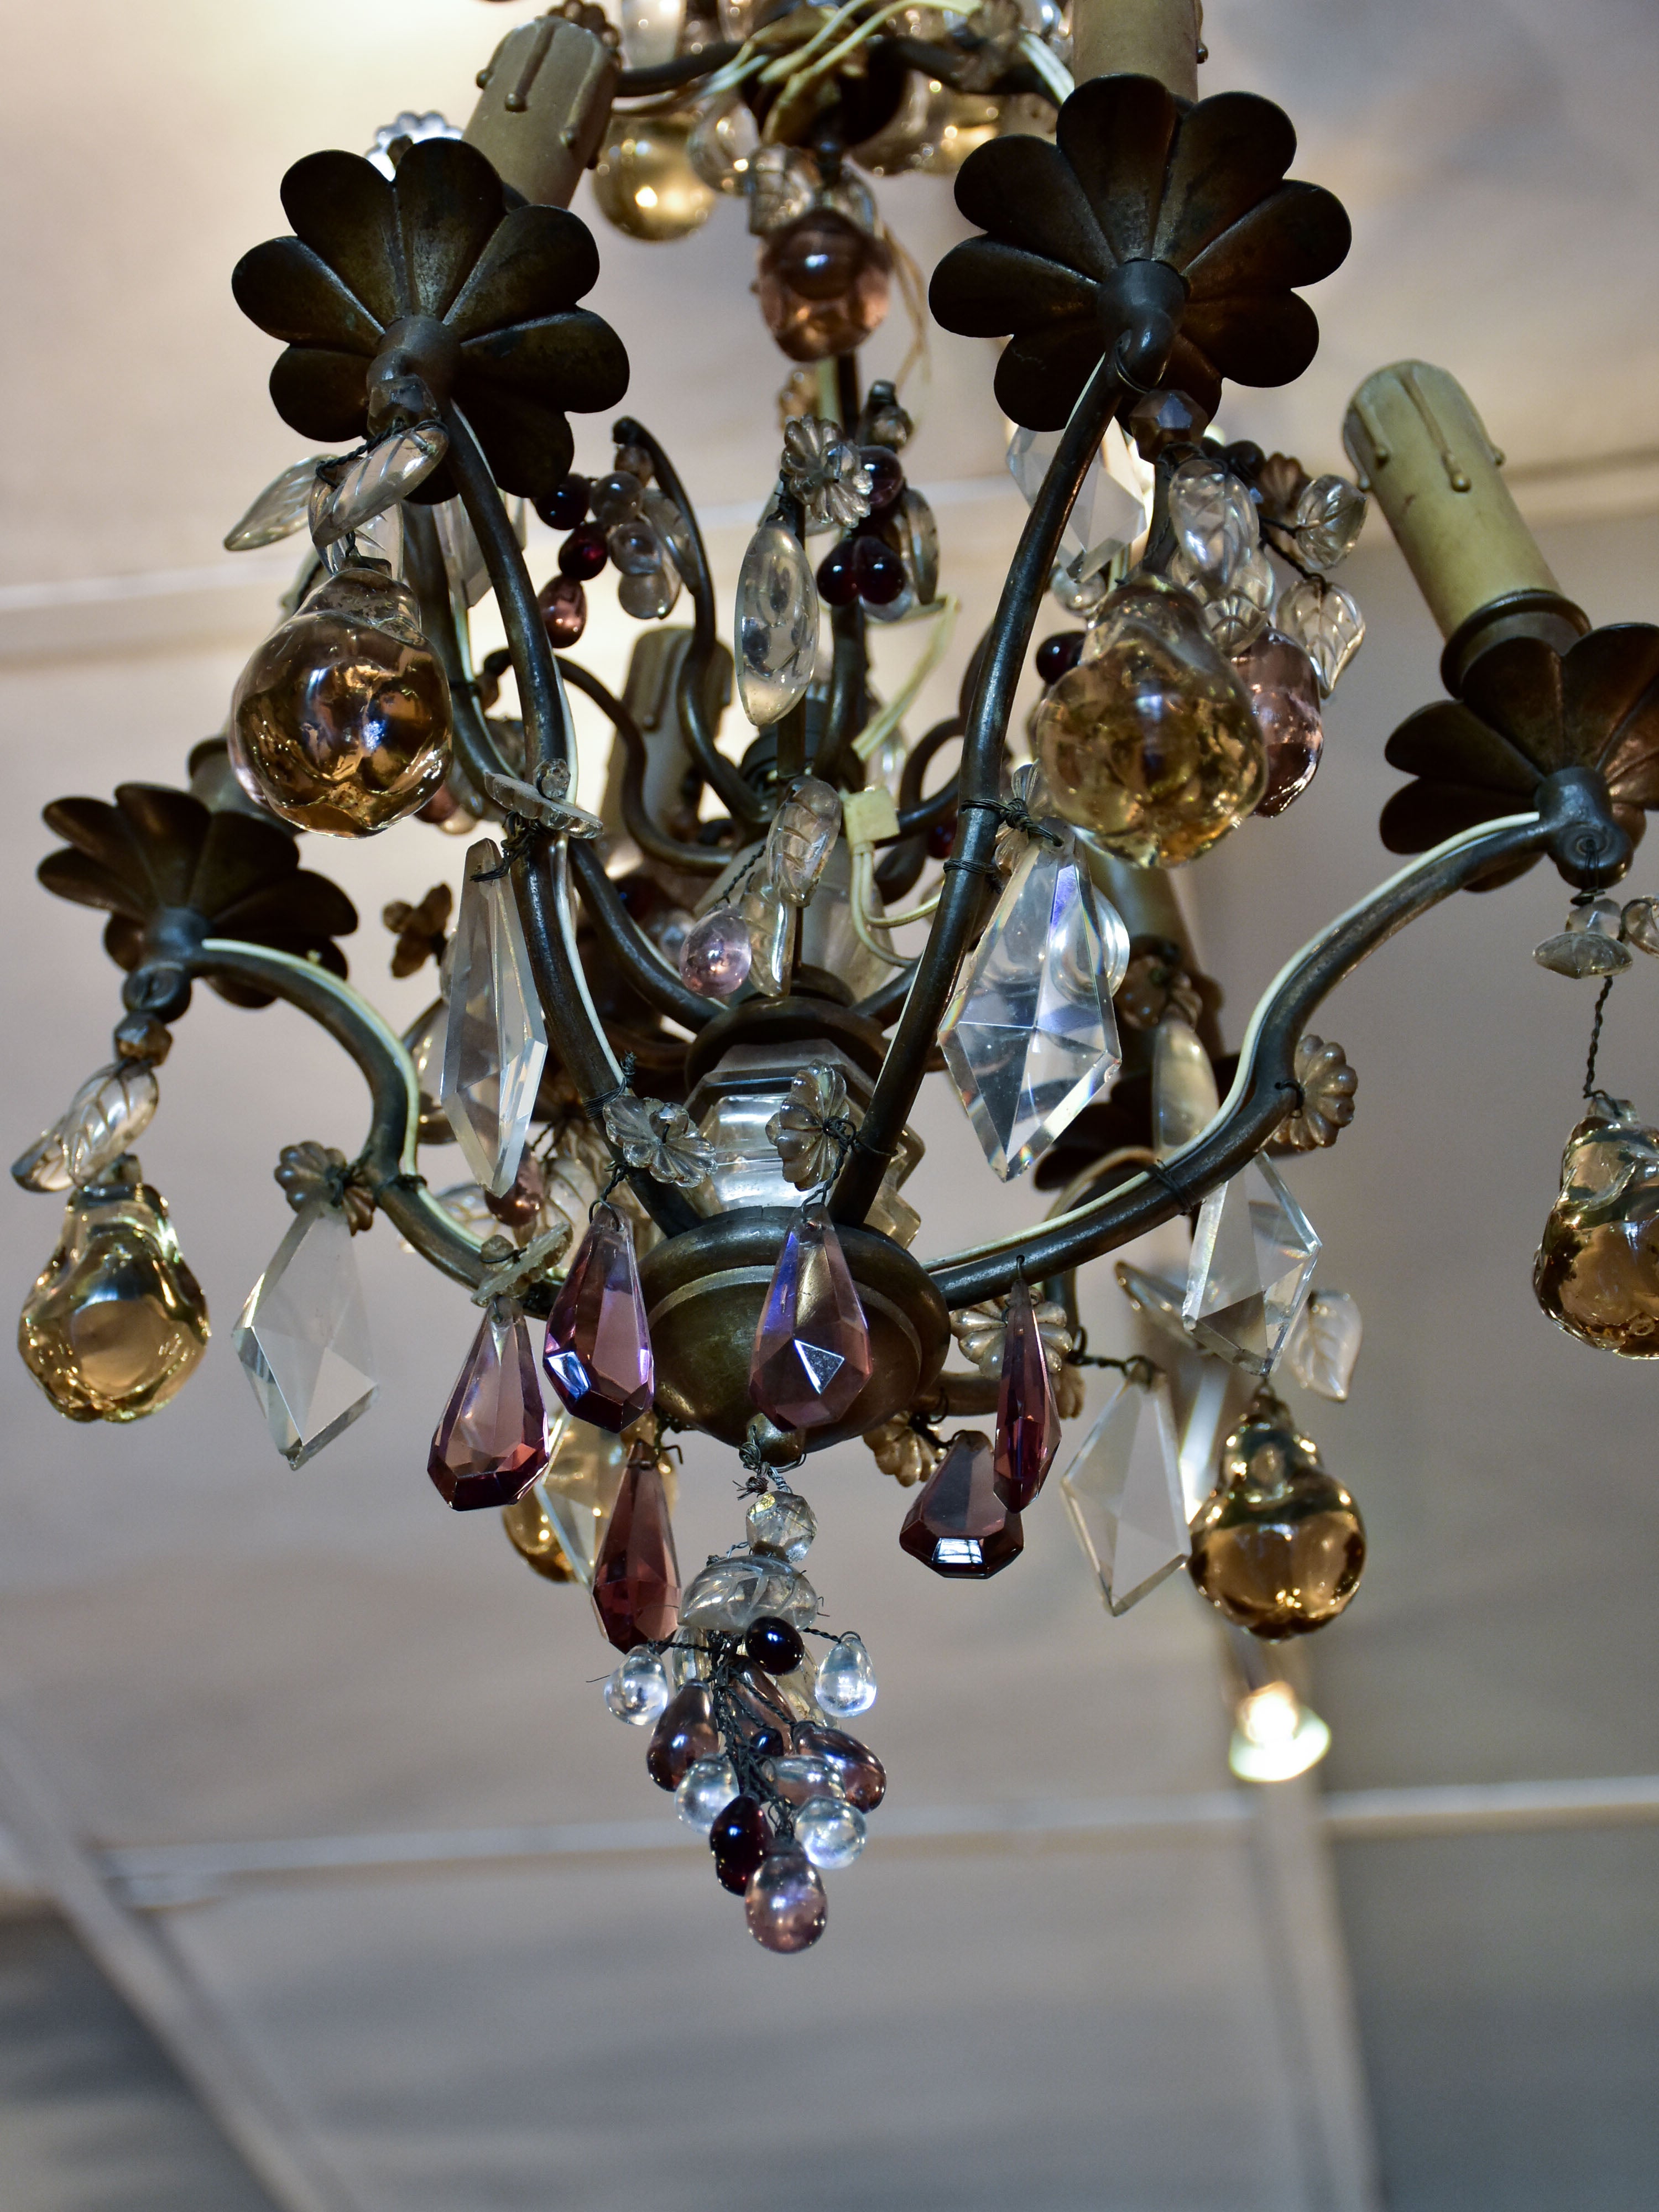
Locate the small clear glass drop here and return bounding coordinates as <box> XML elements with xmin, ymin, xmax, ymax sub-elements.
<box><xmin>736</xmin><ymin>522</ymin><xmax>819</xmax><ymax>727</ymax></box>
<box><xmin>795</xmin><ymin>1794</ymin><xmax>867</xmax><ymax>1870</ymax></box>
<box><xmin>814</xmin><ymin>1633</ymin><xmax>877</xmax><ymax>1717</ymax></box>
<box><xmin>676</xmin><ymin>1755</ymin><xmax>740</xmax><ymax>1832</ymax></box>
<box><xmin>603</xmin><ymin>1648</ymin><xmax>670</xmax><ymax>1725</ymax></box>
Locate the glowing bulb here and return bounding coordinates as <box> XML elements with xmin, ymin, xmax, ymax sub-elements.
<box><xmin>1228</xmin><ymin>1682</ymin><xmax>1331</xmax><ymax>1783</ymax></box>
<box><xmin>636</xmin><ymin>185</ymin><xmax>659</xmax><ymax>208</ymax></box>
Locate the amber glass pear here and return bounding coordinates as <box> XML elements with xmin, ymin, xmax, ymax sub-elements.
<box><xmin>1534</xmin><ymin>1103</ymin><xmax>1659</xmax><ymax>1353</ymax></box>
<box><xmin>229</xmin><ymin>565</ymin><xmax>451</xmax><ymax>836</ymax></box>
<box><xmin>19</xmin><ymin>1159</ymin><xmax>208</xmax><ymax>1423</ymax></box>
<box><xmin>1188</xmin><ymin>1392</ymin><xmax>1364</xmax><ymax>1637</ymax></box>
<box><xmin>1033</xmin><ymin>577</ymin><xmax>1266</xmax><ymax>865</ymax></box>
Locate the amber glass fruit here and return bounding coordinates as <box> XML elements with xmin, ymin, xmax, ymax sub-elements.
<box><xmin>1188</xmin><ymin>1392</ymin><xmax>1364</xmax><ymax>1637</ymax></box>
<box><xmin>19</xmin><ymin>1159</ymin><xmax>208</xmax><ymax>1423</ymax></box>
<box><xmin>229</xmin><ymin>565</ymin><xmax>452</xmax><ymax>836</ymax></box>
<box><xmin>1033</xmin><ymin>577</ymin><xmax>1265</xmax><ymax>865</ymax></box>
<box><xmin>592</xmin><ymin>113</ymin><xmax>716</xmax><ymax>243</ymax></box>
<box><xmin>1534</xmin><ymin>1103</ymin><xmax>1659</xmax><ymax>1354</ymax></box>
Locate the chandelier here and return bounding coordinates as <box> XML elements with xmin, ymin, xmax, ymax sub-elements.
<box><xmin>17</xmin><ymin>0</ymin><xmax>1659</xmax><ymax>1959</ymax></box>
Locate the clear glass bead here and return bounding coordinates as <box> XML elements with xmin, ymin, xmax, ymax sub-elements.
<box><xmin>796</xmin><ymin>1794</ymin><xmax>867</xmax><ymax>1870</ymax></box>
<box><xmin>813</xmin><ymin>1633</ymin><xmax>877</xmax><ymax>1717</ymax></box>
<box><xmin>763</xmin><ymin>1754</ymin><xmax>836</xmax><ymax>1805</ymax></box>
<box><xmin>603</xmin><ymin>1648</ymin><xmax>670</xmax><ymax>1724</ymax></box>
<box><xmin>680</xmin><ymin>1552</ymin><xmax>797</xmax><ymax>1634</ymax></box>
<box><xmin>676</xmin><ymin>1755</ymin><xmax>740</xmax><ymax>1832</ymax></box>
<box><xmin>735</xmin><ymin>522</ymin><xmax>819</xmax><ymax>728</ymax></box>
<box><xmin>745</xmin><ymin>1485</ymin><xmax>817</xmax><ymax>1561</ymax></box>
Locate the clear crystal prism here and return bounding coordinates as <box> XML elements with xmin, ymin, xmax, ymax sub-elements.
<box><xmin>940</xmin><ymin>837</ymin><xmax>1121</xmax><ymax>1180</ymax></box>
<box><xmin>1183</xmin><ymin>1157</ymin><xmax>1321</xmax><ymax>1375</ymax></box>
<box><xmin>1060</xmin><ymin>1368</ymin><xmax>1188</xmax><ymax>1615</ymax></box>
<box><xmin>1282</xmin><ymin>1287</ymin><xmax>1363</xmax><ymax>1401</ymax></box>
<box><xmin>440</xmin><ymin>838</ymin><xmax>548</xmax><ymax>1197</ymax></box>
<box><xmin>535</xmin><ymin>1416</ymin><xmax>629</xmax><ymax>1584</ymax></box>
<box><xmin>1151</xmin><ymin>1014</ymin><xmax>1219</xmax><ymax>1159</ymax></box>
<box><xmin>1008</xmin><ymin>425</ymin><xmax>1142</xmax><ymax>579</ymax></box>
<box><xmin>233</xmin><ymin>1202</ymin><xmax>377</xmax><ymax>1467</ymax></box>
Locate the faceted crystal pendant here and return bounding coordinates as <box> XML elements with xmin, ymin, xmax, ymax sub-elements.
<box><xmin>1282</xmin><ymin>1289</ymin><xmax>1363</xmax><ymax>1402</ymax></box>
<box><xmin>544</xmin><ymin>1204</ymin><xmax>654</xmax><ymax>1432</ymax></box>
<box><xmin>1060</xmin><ymin>1368</ymin><xmax>1188</xmax><ymax>1615</ymax></box>
<box><xmin>940</xmin><ymin>836</ymin><xmax>1123</xmax><ymax>1180</ymax></box>
<box><xmin>1151</xmin><ymin>1013</ymin><xmax>1219</xmax><ymax>1159</ymax></box>
<box><xmin>233</xmin><ymin>1201</ymin><xmax>377</xmax><ymax>1467</ymax></box>
<box><xmin>749</xmin><ymin>1203</ymin><xmax>872</xmax><ymax>1430</ymax></box>
<box><xmin>440</xmin><ymin>839</ymin><xmax>549</xmax><ymax>1197</ymax></box>
<box><xmin>766</xmin><ymin>777</ymin><xmax>841</xmax><ymax>905</ymax></box>
<box><xmin>592</xmin><ymin>1444</ymin><xmax>681</xmax><ymax>1651</ymax></box>
<box><xmin>1183</xmin><ymin>1157</ymin><xmax>1321</xmax><ymax>1376</ymax></box>
<box><xmin>899</xmin><ymin>1430</ymin><xmax>1023</xmax><ymax>1578</ymax></box>
<box><xmin>428</xmin><ymin>1298</ymin><xmax>550</xmax><ymax>1511</ymax></box>
<box><xmin>528</xmin><ymin>1421</ymin><xmax>629</xmax><ymax>1582</ymax></box>
<box><xmin>18</xmin><ymin>1159</ymin><xmax>208</xmax><ymax>1424</ymax></box>
<box><xmin>736</xmin><ymin>521</ymin><xmax>819</xmax><ymax>727</ymax></box>
<box><xmin>993</xmin><ymin>1275</ymin><xmax>1061</xmax><ymax>1510</ymax></box>
<box><xmin>1008</xmin><ymin>422</ymin><xmax>1144</xmax><ymax>577</ymax></box>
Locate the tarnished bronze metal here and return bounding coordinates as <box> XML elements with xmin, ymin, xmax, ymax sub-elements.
<box><xmin>929</xmin><ymin>75</ymin><xmax>1350</xmax><ymax>429</ymax></box>
<box><xmin>467</xmin><ymin>14</ymin><xmax>619</xmax><ymax>210</ymax></box>
<box><xmin>639</xmin><ymin>1208</ymin><xmax>950</xmax><ymax>1449</ymax></box>
<box><xmin>684</xmin><ymin>996</ymin><xmax>891</xmax><ymax>1089</ymax></box>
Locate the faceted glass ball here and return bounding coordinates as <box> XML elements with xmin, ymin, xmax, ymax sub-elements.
<box><xmin>19</xmin><ymin>1167</ymin><xmax>208</xmax><ymax>1423</ymax></box>
<box><xmin>229</xmin><ymin>566</ymin><xmax>451</xmax><ymax>836</ymax></box>
<box><xmin>758</xmin><ymin>213</ymin><xmax>891</xmax><ymax>361</ymax></box>
<box><xmin>592</xmin><ymin>113</ymin><xmax>717</xmax><ymax>243</ymax></box>
<box><xmin>1032</xmin><ymin>576</ymin><xmax>1266</xmax><ymax>865</ymax></box>
<box><xmin>1534</xmin><ymin>1105</ymin><xmax>1659</xmax><ymax>1354</ymax></box>
<box><xmin>1188</xmin><ymin>1396</ymin><xmax>1365</xmax><ymax>1638</ymax></box>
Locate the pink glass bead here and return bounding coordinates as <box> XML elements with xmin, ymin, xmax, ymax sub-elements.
<box><xmin>1232</xmin><ymin>628</ymin><xmax>1323</xmax><ymax>818</ymax></box>
<box><xmin>748</xmin><ymin>1203</ymin><xmax>872</xmax><ymax>1431</ymax></box>
<box><xmin>428</xmin><ymin>1299</ymin><xmax>550</xmax><ymax>1511</ymax></box>
<box><xmin>680</xmin><ymin>904</ymin><xmax>753</xmax><ymax>999</ymax></box>
<box><xmin>993</xmin><ymin>1275</ymin><xmax>1061</xmax><ymax>1511</ymax></box>
<box><xmin>592</xmin><ymin>1444</ymin><xmax>681</xmax><ymax>1652</ymax></box>
<box><xmin>544</xmin><ymin>1204</ymin><xmax>654</xmax><ymax>1432</ymax></box>
<box><xmin>899</xmin><ymin>1431</ymin><xmax>1024</xmax><ymax>1578</ymax></box>
<box><xmin>745</xmin><ymin>1845</ymin><xmax>827</xmax><ymax>1953</ymax></box>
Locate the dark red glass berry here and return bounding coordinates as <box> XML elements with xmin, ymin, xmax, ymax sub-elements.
<box><xmin>749</xmin><ymin>1726</ymin><xmax>788</xmax><ymax>1762</ymax></box>
<box><xmin>536</xmin><ymin>474</ymin><xmax>590</xmax><ymax>531</ymax></box>
<box><xmin>852</xmin><ymin>531</ymin><xmax>905</xmax><ymax>607</ymax></box>
<box><xmin>816</xmin><ymin>538</ymin><xmax>859</xmax><ymax>608</ymax></box>
<box><xmin>710</xmin><ymin>1795</ymin><xmax>769</xmax><ymax>1892</ymax></box>
<box><xmin>1036</xmin><ymin>630</ymin><xmax>1085</xmax><ymax>684</ymax></box>
<box><xmin>860</xmin><ymin>447</ymin><xmax>904</xmax><ymax>512</ymax></box>
<box><xmin>558</xmin><ymin>523</ymin><xmax>608</xmax><ymax>580</ymax></box>
<box><xmin>926</xmin><ymin>810</ymin><xmax>958</xmax><ymax>860</ymax></box>
<box><xmin>742</xmin><ymin>1615</ymin><xmax>805</xmax><ymax>1675</ymax></box>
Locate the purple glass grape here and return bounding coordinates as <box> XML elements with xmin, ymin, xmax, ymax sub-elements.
<box><xmin>679</xmin><ymin>904</ymin><xmax>753</xmax><ymax>998</ymax></box>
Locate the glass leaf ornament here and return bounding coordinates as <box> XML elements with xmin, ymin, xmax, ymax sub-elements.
<box><xmin>1277</xmin><ymin>578</ymin><xmax>1364</xmax><ymax>695</ymax></box>
<box><xmin>500</xmin><ymin>1418</ymin><xmax>630</xmax><ymax>1585</ymax></box>
<box><xmin>1060</xmin><ymin>1365</ymin><xmax>1188</xmax><ymax>1615</ymax></box>
<box><xmin>428</xmin><ymin>1298</ymin><xmax>550</xmax><ymax>1511</ymax></box>
<box><xmin>738</xmin><ymin>876</ymin><xmax>791</xmax><ymax>997</ymax></box>
<box><xmin>233</xmin><ymin>1201</ymin><xmax>377</xmax><ymax>1467</ymax></box>
<box><xmin>544</xmin><ymin>1204</ymin><xmax>655</xmax><ymax>1431</ymax></box>
<box><xmin>323</xmin><ymin>424</ymin><xmax>448</xmax><ymax>540</ymax></box>
<box><xmin>1188</xmin><ymin>1391</ymin><xmax>1366</xmax><ymax>1638</ymax></box>
<box><xmin>749</xmin><ymin>1203</ymin><xmax>872</xmax><ymax>1430</ymax></box>
<box><xmin>1009</xmin><ymin>424</ymin><xmax>1144</xmax><ymax>579</ymax></box>
<box><xmin>1183</xmin><ymin>1156</ymin><xmax>1321</xmax><ymax>1375</ymax></box>
<box><xmin>1621</xmin><ymin>897</ymin><xmax>1659</xmax><ymax>956</ymax></box>
<box><xmin>1175</xmin><ymin>541</ymin><xmax>1276</xmax><ymax>656</ymax></box>
<box><xmin>766</xmin><ymin>777</ymin><xmax>841</xmax><ymax>905</ymax></box>
<box><xmin>1290</xmin><ymin>473</ymin><xmax>1366</xmax><ymax>572</ymax></box>
<box><xmin>1232</xmin><ymin>629</ymin><xmax>1323</xmax><ymax>817</ymax></box>
<box><xmin>592</xmin><ymin>1441</ymin><xmax>681</xmax><ymax>1651</ymax></box>
<box><xmin>899</xmin><ymin>1430</ymin><xmax>1024</xmax><ymax>1578</ymax></box>
<box><xmin>14</xmin><ymin>1062</ymin><xmax>160</xmax><ymax>1194</ymax></box>
<box><xmin>993</xmin><ymin>1274</ymin><xmax>1061</xmax><ymax>1510</ymax></box>
<box><xmin>939</xmin><ymin>832</ymin><xmax>1123</xmax><ymax>1180</ymax></box>
<box><xmin>1281</xmin><ymin>1288</ymin><xmax>1363</xmax><ymax>1401</ymax></box>
<box><xmin>19</xmin><ymin>1159</ymin><xmax>208</xmax><ymax>1424</ymax></box>
<box><xmin>1534</xmin><ymin>898</ymin><xmax>1631</xmax><ymax>978</ymax></box>
<box><xmin>1168</xmin><ymin>455</ymin><xmax>1260</xmax><ymax>578</ymax></box>
<box><xmin>228</xmin><ymin>565</ymin><xmax>452</xmax><ymax>835</ymax></box>
<box><xmin>1033</xmin><ymin>578</ymin><xmax>1266</xmax><ymax>865</ymax></box>
<box><xmin>12</xmin><ymin>1124</ymin><xmax>74</xmax><ymax>1194</ymax></box>
<box><xmin>736</xmin><ymin>521</ymin><xmax>819</xmax><ymax>727</ymax></box>
<box><xmin>1151</xmin><ymin>1013</ymin><xmax>1219</xmax><ymax>1159</ymax></box>
<box><xmin>1534</xmin><ymin>1099</ymin><xmax>1659</xmax><ymax>1354</ymax></box>
<box><xmin>439</xmin><ymin>839</ymin><xmax>548</xmax><ymax>1198</ymax></box>
<box><xmin>224</xmin><ymin>457</ymin><xmax>327</xmax><ymax>551</ymax></box>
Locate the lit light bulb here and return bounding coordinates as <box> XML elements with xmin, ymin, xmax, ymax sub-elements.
<box><xmin>1228</xmin><ymin>1681</ymin><xmax>1332</xmax><ymax>1783</ymax></box>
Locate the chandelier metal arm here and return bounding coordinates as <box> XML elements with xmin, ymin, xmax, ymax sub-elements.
<box><xmin>830</xmin><ymin>353</ymin><xmax>1130</xmax><ymax>1223</ymax></box>
<box><xmin>611</xmin><ymin>415</ymin><xmax>765</xmax><ymax>831</ymax></box>
<box><xmin>400</xmin><ymin>503</ymin><xmax>514</xmax><ymax>804</ymax></box>
<box><xmin>926</xmin><ymin>805</ymin><xmax>1562</xmax><ymax>1307</ymax></box>
<box><xmin>554</xmin><ymin>656</ymin><xmax>729</xmax><ymax>878</ymax></box>
<box><xmin>568</xmin><ymin>841</ymin><xmax>716</xmax><ymax>1032</ymax></box>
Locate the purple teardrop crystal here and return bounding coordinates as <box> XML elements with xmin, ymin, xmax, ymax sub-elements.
<box><xmin>794</xmin><ymin>1724</ymin><xmax>886</xmax><ymax>1811</ymax></box>
<box><xmin>749</xmin><ymin>1203</ymin><xmax>872</xmax><ymax>1431</ymax></box>
<box><xmin>993</xmin><ymin>1275</ymin><xmax>1061</xmax><ymax>1511</ymax></box>
<box><xmin>746</xmin><ymin>1845</ymin><xmax>827</xmax><ymax>1953</ymax></box>
<box><xmin>1232</xmin><ymin>628</ymin><xmax>1323</xmax><ymax>818</ymax></box>
<box><xmin>646</xmin><ymin>1684</ymin><xmax>719</xmax><ymax>1791</ymax></box>
<box><xmin>592</xmin><ymin>1445</ymin><xmax>681</xmax><ymax>1652</ymax></box>
<box><xmin>899</xmin><ymin>1430</ymin><xmax>1024</xmax><ymax>1578</ymax></box>
<box><xmin>544</xmin><ymin>1204</ymin><xmax>654</xmax><ymax>1432</ymax></box>
<box><xmin>428</xmin><ymin>1300</ymin><xmax>550</xmax><ymax>1511</ymax></box>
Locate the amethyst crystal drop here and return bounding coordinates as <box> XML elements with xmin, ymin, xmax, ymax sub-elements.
<box><xmin>794</xmin><ymin>1724</ymin><xmax>886</xmax><ymax>1812</ymax></box>
<box><xmin>427</xmin><ymin>1300</ymin><xmax>550</xmax><ymax>1511</ymax></box>
<box><xmin>899</xmin><ymin>1430</ymin><xmax>1024</xmax><ymax>1578</ymax></box>
<box><xmin>993</xmin><ymin>1275</ymin><xmax>1061</xmax><ymax>1511</ymax></box>
<box><xmin>646</xmin><ymin>1684</ymin><xmax>719</xmax><ymax>1792</ymax></box>
<box><xmin>592</xmin><ymin>1445</ymin><xmax>681</xmax><ymax>1652</ymax></box>
<box><xmin>1232</xmin><ymin>628</ymin><xmax>1323</xmax><ymax>817</ymax></box>
<box><xmin>748</xmin><ymin>1203</ymin><xmax>872</xmax><ymax>1431</ymax></box>
<box><xmin>746</xmin><ymin>1846</ymin><xmax>827</xmax><ymax>1953</ymax></box>
<box><xmin>679</xmin><ymin>905</ymin><xmax>753</xmax><ymax>999</ymax></box>
<box><xmin>544</xmin><ymin>1204</ymin><xmax>654</xmax><ymax>1432</ymax></box>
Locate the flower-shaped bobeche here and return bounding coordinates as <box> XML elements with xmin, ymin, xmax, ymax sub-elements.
<box><xmin>39</xmin><ymin>784</ymin><xmax>357</xmax><ymax>1011</ymax></box>
<box><xmin>232</xmin><ymin>138</ymin><xmax>629</xmax><ymax>501</ymax></box>
<box><xmin>1381</xmin><ymin>626</ymin><xmax>1659</xmax><ymax>889</ymax></box>
<box><xmin>928</xmin><ymin>75</ymin><xmax>1350</xmax><ymax>429</ymax></box>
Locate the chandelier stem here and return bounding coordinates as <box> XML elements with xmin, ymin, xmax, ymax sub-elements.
<box><xmin>829</xmin><ymin>353</ymin><xmax>1131</xmax><ymax>1223</ymax></box>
